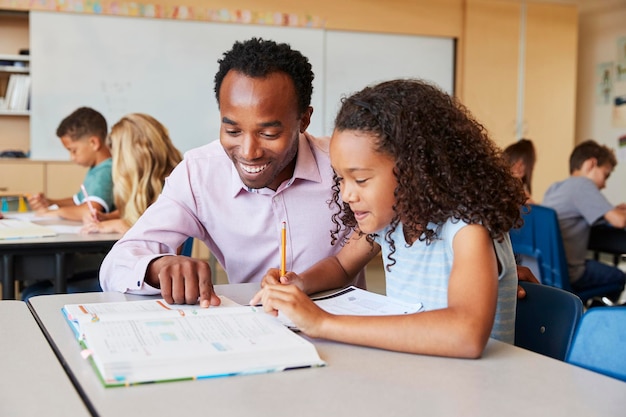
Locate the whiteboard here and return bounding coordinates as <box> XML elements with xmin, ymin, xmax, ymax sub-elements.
<box><xmin>29</xmin><ymin>12</ymin><xmax>324</xmax><ymax>160</ymax></box>
<box><xmin>29</xmin><ymin>11</ymin><xmax>454</xmax><ymax>160</ymax></box>
<box><xmin>323</xmin><ymin>31</ymin><xmax>455</xmax><ymax>135</ymax></box>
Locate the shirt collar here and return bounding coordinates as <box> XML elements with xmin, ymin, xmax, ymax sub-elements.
<box><xmin>229</xmin><ymin>132</ymin><xmax>323</xmax><ymax>197</ymax></box>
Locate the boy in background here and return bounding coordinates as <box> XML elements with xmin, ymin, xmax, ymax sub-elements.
<box><xmin>28</xmin><ymin>107</ymin><xmax>114</xmax><ymax>221</ymax></box>
<box><xmin>543</xmin><ymin>139</ymin><xmax>626</xmax><ymax>301</ymax></box>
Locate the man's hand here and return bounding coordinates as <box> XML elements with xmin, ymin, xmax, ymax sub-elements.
<box><xmin>146</xmin><ymin>256</ymin><xmax>220</xmax><ymax>308</ymax></box>
<box><xmin>516</xmin><ymin>265</ymin><xmax>540</xmax><ymax>299</ymax></box>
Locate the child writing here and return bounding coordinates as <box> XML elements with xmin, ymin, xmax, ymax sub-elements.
<box><xmin>81</xmin><ymin>113</ymin><xmax>183</xmax><ymax>234</ymax></box>
<box><xmin>21</xmin><ymin>113</ymin><xmax>182</xmax><ymax>300</ymax></box>
<box><xmin>252</xmin><ymin>79</ymin><xmax>526</xmax><ymax>358</ymax></box>
<box><xmin>27</xmin><ymin>107</ymin><xmax>114</xmax><ymax>221</ymax></box>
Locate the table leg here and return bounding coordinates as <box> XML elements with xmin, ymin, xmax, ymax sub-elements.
<box><xmin>2</xmin><ymin>254</ymin><xmax>15</xmax><ymax>300</ymax></box>
<box><xmin>54</xmin><ymin>253</ymin><xmax>68</xmax><ymax>294</ymax></box>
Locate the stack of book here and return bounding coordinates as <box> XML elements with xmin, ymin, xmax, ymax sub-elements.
<box><xmin>1</xmin><ymin>74</ymin><xmax>31</xmax><ymax>111</ymax></box>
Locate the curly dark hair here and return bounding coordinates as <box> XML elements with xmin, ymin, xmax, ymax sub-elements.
<box><xmin>330</xmin><ymin>79</ymin><xmax>526</xmax><ymax>268</ymax></box>
<box><xmin>56</xmin><ymin>107</ymin><xmax>107</xmax><ymax>142</ymax></box>
<box><xmin>213</xmin><ymin>38</ymin><xmax>314</xmax><ymax>116</ymax></box>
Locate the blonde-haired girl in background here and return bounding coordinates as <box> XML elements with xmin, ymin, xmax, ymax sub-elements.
<box><xmin>81</xmin><ymin>113</ymin><xmax>182</xmax><ymax>234</ymax></box>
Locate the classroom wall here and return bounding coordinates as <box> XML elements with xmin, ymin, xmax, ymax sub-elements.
<box><xmin>0</xmin><ymin>0</ymin><xmax>581</xmax><ymax>203</ymax></box>
<box><xmin>576</xmin><ymin>1</ymin><xmax>626</xmax><ymax>204</ymax></box>
<box><xmin>462</xmin><ymin>1</ymin><xmax>577</xmax><ymax>201</ymax></box>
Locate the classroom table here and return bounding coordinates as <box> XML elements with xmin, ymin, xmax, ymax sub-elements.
<box><xmin>28</xmin><ymin>284</ymin><xmax>626</xmax><ymax>417</ymax></box>
<box><xmin>588</xmin><ymin>224</ymin><xmax>626</xmax><ymax>266</ymax></box>
<box><xmin>0</xmin><ymin>300</ymin><xmax>90</xmax><ymax>416</ymax></box>
<box><xmin>0</xmin><ymin>216</ymin><xmax>120</xmax><ymax>299</ymax></box>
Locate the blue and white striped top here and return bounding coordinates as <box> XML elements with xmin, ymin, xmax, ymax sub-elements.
<box><xmin>373</xmin><ymin>219</ymin><xmax>517</xmax><ymax>343</ymax></box>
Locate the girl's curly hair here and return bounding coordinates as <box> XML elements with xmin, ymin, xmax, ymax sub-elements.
<box><xmin>329</xmin><ymin>79</ymin><xmax>526</xmax><ymax>268</ymax></box>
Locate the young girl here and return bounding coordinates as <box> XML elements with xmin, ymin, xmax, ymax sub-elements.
<box><xmin>81</xmin><ymin>113</ymin><xmax>182</xmax><ymax>234</ymax></box>
<box><xmin>252</xmin><ymin>79</ymin><xmax>527</xmax><ymax>358</ymax></box>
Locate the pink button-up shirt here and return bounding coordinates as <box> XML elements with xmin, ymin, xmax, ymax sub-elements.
<box><xmin>100</xmin><ymin>133</ymin><xmax>365</xmax><ymax>294</ymax></box>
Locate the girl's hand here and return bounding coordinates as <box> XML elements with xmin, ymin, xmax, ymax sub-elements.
<box><xmin>81</xmin><ymin>210</ymin><xmax>106</xmax><ymax>225</ymax></box>
<box><xmin>260</xmin><ymin>268</ymin><xmax>301</xmax><ymax>288</ymax></box>
<box><xmin>80</xmin><ymin>221</ymin><xmax>102</xmax><ymax>234</ymax></box>
<box><xmin>80</xmin><ymin>219</ymin><xmax>125</xmax><ymax>234</ymax></box>
<box><xmin>260</xmin><ymin>268</ymin><xmax>282</xmax><ymax>287</ymax></box>
<box><xmin>250</xmin><ymin>284</ymin><xmax>329</xmax><ymax>337</ymax></box>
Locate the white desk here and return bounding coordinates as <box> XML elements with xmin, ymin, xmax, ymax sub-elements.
<box><xmin>28</xmin><ymin>283</ymin><xmax>626</xmax><ymax>417</ymax></box>
<box><xmin>0</xmin><ymin>300</ymin><xmax>90</xmax><ymax>416</ymax></box>
<box><xmin>0</xmin><ymin>216</ymin><xmax>120</xmax><ymax>299</ymax></box>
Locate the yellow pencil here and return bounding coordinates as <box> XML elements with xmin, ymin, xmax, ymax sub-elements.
<box><xmin>280</xmin><ymin>221</ymin><xmax>287</xmax><ymax>276</ymax></box>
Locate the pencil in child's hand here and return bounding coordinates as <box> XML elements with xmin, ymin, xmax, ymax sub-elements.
<box><xmin>80</xmin><ymin>184</ymin><xmax>98</xmax><ymax>221</ymax></box>
<box><xmin>280</xmin><ymin>221</ymin><xmax>287</xmax><ymax>277</ymax></box>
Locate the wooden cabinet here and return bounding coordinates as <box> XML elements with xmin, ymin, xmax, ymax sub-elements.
<box><xmin>462</xmin><ymin>0</ymin><xmax>578</xmax><ymax>201</ymax></box>
<box><xmin>45</xmin><ymin>162</ymin><xmax>88</xmax><ymax>199</ymax></box>
<box><xmin>0</xmin><ymin>159</ymin><xmax>44</xmax><ymax>193</ymax></box>
<box><xmin>0</xmin><ymin>160</ymin><xmax>85</xmax><ymax>199</ymax></box>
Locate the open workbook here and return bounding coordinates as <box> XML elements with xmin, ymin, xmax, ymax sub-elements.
<box><xmin>62</xmin><ymin>296</ymin><xmax>325</xmax><ymax>387</ymax></box>
<box><xmin>63</xmin><ymin>287</ymin><xmax>422</xmax><ymax>387</ymax></box>
<box><xmin>278</xmin><ymin>286</ymin><xmax>424</xmax><ymax>330</ymax></box>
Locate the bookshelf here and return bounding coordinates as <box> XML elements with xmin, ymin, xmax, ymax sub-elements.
<box><xmin>0</xmin><ymin>10</ymin><xmax>30</xmax><ymax>153</ymax></box>
<box><xmin>0</xmin><ymin>53</ymin><xmax>31</xmax><ymax>115</ymax></box>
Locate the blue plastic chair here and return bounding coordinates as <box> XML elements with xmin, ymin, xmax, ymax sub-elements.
<box><xmin>514</xmin><ymin>281</ymin><xmax>583</xmax><ymax>361</ymax></box>
<box><xmin>180</xmin><ymin>237</ymin><xmax>194</xmax><ymax>257</ymax></box>
<box><xmin>566</xmin><ymin>306</ymin><xmax>626</xmax><ymax>382</ymax></box>
<box><xmin>509</xmin><ymin>204</ymin><xmax>623</xmax><ymax>303</ymax></box>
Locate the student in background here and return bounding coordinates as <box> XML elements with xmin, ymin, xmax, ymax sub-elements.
<box><xmin>27</xmin><ymin>107</ymin><xmax>114</xmax><ymax>221</ymax></box>
<box><xmin>252</xmin><ymin>79</ymin><xmax>526</xmax><ymax>358</ymax></box>
<box><xmin>81</xmin><ymin>113</ymin><xmax>182</xmax><ymax>235</ymax></box>
<box><xmin>543</xmin><ymin>140</ymin><xmax>626</xmax><ymax>301</ymax></box>
<box><xmin>503</xmin><ymin>138</ymin><xmax>536</xmax><ymax>204</ymax></box>
<box><xmin>21</xmin><ymin>114</ymin><xmax>182</xmax><ymax>300</ymax></box>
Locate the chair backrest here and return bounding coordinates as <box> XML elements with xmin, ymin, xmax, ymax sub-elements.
<box><xmin>180</xmin><ymin>237</ymin><xmax>194</xmax><ymax>257</ymax></box>
<box><xmin>510</xmin><ymin>204</ymin><xmax>572</xmax><ymax>291</ymax></box>
<box><xmin>515</xmin><ymin>281</ymin><xmax>583</xmax><ymax>361</ymax></box>
<box><xmin>566</xmin><ymin>306</ymin><xmax>626</xmax><ymax>382</ymax></box>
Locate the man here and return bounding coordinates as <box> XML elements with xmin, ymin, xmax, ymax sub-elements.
<box><xmin>543</xmin><ymin>140</ymin><xmax>626</xmax><ymax>300</ymax></box>
<box><xmin>100</xmin><ymin>38</ymin><xmax>364</xmax><ymax>306</ymax></box>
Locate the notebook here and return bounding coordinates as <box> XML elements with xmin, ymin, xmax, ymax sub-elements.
<box><xmin>0</xmin><ymin>219</ymin><xmax>57</xmax><ymax>239</ymax></box>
